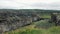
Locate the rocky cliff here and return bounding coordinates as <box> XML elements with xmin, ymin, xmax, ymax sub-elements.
<box><xmin>0</xmin><ymin>11</ymin><xmax>41</xmax><ymax>33</ymax></box>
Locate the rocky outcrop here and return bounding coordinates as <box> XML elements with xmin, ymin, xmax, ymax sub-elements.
<box><xmin>50</xmin><ymin>13</ymin><xmax>60</xmax><ymax>26</ymax></box>
<box><xmin>0</xmin><ymin>11</ymin><xmax>41</xmax><ymax>33</ymax></box>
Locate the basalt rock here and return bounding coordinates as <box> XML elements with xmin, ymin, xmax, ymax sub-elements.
<box><xmin>0</xmin><ymin>12</ymin><xmax>41</xmax><ymax>33</ymax></box>
<box><xmin>50</xmin><ymin>13</ymin><xmax>60</xmax><ymax>26</ymax></box>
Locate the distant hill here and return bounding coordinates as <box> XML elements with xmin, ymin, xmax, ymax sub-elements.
<box><xmin>0</xmin><ymin>9</ymin><xmax>60</xmax><ymax>13</ymax></box>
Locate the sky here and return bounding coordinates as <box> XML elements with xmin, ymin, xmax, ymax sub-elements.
<box><xmin>0</xmin><ymin>0</ymin><xmax>60</xmax><ymax>10</ymax></box>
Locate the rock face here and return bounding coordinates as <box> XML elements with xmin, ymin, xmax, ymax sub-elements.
<box><xmin>50</xmin><ymin>13</ymin><xmax>60</xmax><ymax>26</ymax></box>
<box><xmin>0</xmin><ymin>11</ymin><xmax>41</xmax><ymax>33</ymax></box>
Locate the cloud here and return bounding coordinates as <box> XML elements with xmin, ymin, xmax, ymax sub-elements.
<box><xmin>31</xmin><ymin>2</ymin><xmax>60</xmax><ymax>10</ymax></box>
<box><xmin>0</xmin><ymin>0</ymin><xmax>60</xmax><ymax>10</ymax></box>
